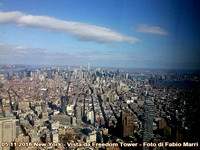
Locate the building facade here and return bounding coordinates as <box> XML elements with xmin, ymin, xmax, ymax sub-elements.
<box><xmin>0</xmin><ymin>117</ymin><xmax>18</xmax><ymax>150</ymax></box>
<box><xmin>143</xmin><ymin>100</ymin><xmax>154</xmax><ymax>150</ymax></box>
<box><xmin>119</xmin><ymin>112</ymin><xmax>134</xmax><ymax>137</ymax></box>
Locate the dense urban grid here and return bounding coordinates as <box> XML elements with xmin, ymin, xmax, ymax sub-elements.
<box><xmin>0</xmin><ymin>65</ymin><xmax>199</xmax><ymax>150</ymax></box>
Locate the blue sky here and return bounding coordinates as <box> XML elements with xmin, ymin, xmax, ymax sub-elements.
<box><xmin>0</xmin><ymin>0</ymin><xmax>199</xmax><ymax>69</ymax></box>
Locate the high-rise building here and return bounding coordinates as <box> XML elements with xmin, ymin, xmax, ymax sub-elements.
<box><xmin>143</xmin><ymin>100</ymin><xmax>154</xmax><ymax>150</ymax></box>
<box><xmin>87</xmin><ymin>111</ymin><xmax>94</xmax><ymax>124</ymax></box>
<box><xmin>75</xmin><ymin>106</ymin><xmax>82</xmax><ymax>124</ymax></box>
<box><xmin>88</xmin><ymin>62</ymin><xmax>90</xmax><ymax>71</ymax></box>
<box><xmin>119</xmin><ymin>112</ymin><xmax>134</xmax><ymax>137</ymax></box>
<box><xmin>26</xmin><ymin>70</ymin><xmax>31</xmax><ymax>77</ymax></box>
<box><xmin>8</xmin><ymin>69</ymin><xmax>13</xmax><ymax>80</ymax></box>
<box><xmin>61</xmin><ymin>96</ymin><xmax>67</xmax><ymax>114</ymax></box>
<box><xmin>47</xmin><ymin>70</ymin><xmax>53</xmax><ymax>78</ymax></box>
<box><xmin>79</xmin><ymin>66</ymin><xmax>83</xmax><ymax>79</ymax></box>
<box><xmin>0</xmin><ymin>117</ymin><xmax>19</xmax><ymax>150</ymax></box>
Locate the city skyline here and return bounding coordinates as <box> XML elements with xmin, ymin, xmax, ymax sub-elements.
<box><xmin>0</xmin><ymin>0</ymin><xmax>200</xmax><ymax>70</ymax></box>
<box><xmin>0</xmin><ymin>65</ymin><xmax>199</xmax><ymax>149</ymax></box>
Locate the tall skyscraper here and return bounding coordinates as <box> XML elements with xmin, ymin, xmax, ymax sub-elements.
<box><xmin>119</xmin><ymin>112</ymin><xmax>134</xmax><ymax>137</ymax></box>
<box><xmin>61</xmin><ymin>96</ymin><xmax>67</xmax><ymax>114</ymax></box>
<box><xmin>47</xmin><ymin>70</ymin><xmax>53</xmax><ymax>78</ymax></box>
<box><xmin>75</xmin><ymin>106</ymin><xmax>82</xmax><ymax>124</ymax></box>
<box><xmin>0</xmin><ymin>117</ymin><xmax>19</xmax><ymax>150</ymax></box>
<box><xmin>79</xmin><ymin>66</ymin><xmax>83</xmax><ymax>79</ymax></box>
<box><xmin>87</xmin><ymin>110</ymin><xmax>94</xmax><ymax>124</ymax></box>
<box><xmin>88</xmin><ymin>62</ymin><xmax>90</xmax><ymax>71</ymax></box>
<box><xmin>143</xmin><ymin>100</ymin><xmax>154</xmax><ymax>150</ymax></box>
<box><xmin>8</xmin><ymin>69</ymin><xmax>13</xmax><ymax>80</ymax></box>
<box><xmin>26</xmin><ymin>70</ymin><xmax>31</xmax><ymax>77</ymax></box>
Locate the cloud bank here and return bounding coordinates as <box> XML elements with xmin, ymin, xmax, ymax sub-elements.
<box><xmin>0</xmin><ymin>43</ymin><xmax>134</xmax><ymax>66</ymax></box>
<box><xmin>137</xmin><ymin>24</ymin><xmax>169</xmax><ymax>35</ymax></box>
<box><xmin>0</xmin><ymin>43</ymin><xmax>75</xmax><ymax>58</ymax></box>
<box><xmin>0</xmin><ymin>11</ymin><xmax>139</xmax><ymax>43</ymax></box>
<box><xmin>0</xmin><ymin>43</ymin><xmax>87</xmax><ymax>65</ymax></box>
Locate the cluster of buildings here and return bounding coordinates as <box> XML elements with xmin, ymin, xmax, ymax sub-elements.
<box><xmin>0</xmin><ymin>65</ymin><xmax>199</xmax><ymax>150</ymax></box>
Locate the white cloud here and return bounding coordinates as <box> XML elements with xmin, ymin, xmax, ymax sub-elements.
<box><xmin>0</xmin><ymin>43</ymin><xmax>44</xmax><ymax>56</ymax></box>
<box><xmin>137</xmin><ymin>24</ymin><xmax>169</xmax><ymax>35</ymax></box>
<box><xmin>0</xmin><ymin>11</ymin><xmax>139</xmax><ymax>43</ymax></box>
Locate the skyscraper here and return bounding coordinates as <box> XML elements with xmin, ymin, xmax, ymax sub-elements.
<box><xmin>26</xmin><ymin>70</ymin><xmax>31</xmax><ymax>77</ymax></box>
<box><xmin>143</xmin><ymin>100</ymin><xmax>154</xmax><ymax>150</ymax></box>
<box><xmin>79</xmin><ymin>66</ymin><xmax>83</xmax><ymax>79</ymax></box>
<box><xmin>87</xmin><ymin>110</ymin><xmax>94</xmax><ymax>124</ymax></box>
<box><xmin>88</xmin><ymin>62</ymin><xmax>90</xmax><ymax>71</ymax></box>
<box><xmin>8</xmin><ymin>69</ymin><xmax>13</xmax><ymax>80</ymax></box>
<box><xmin>47</xmin><ymin>70</ymin><xmax>53</xmax><ymax>78</ymax></box>
<box><xmin>61</xmin><ymin>96</ymin><xmax>67</xmax><ymax>114</ymax></box>
<box><xmin>119</xmin><ymin>112</ymin><xmax>134</xmax><ymax>137</ymax></box>
<box><xmin>0</xmin><ymin>117</ymin><xmax>18</xmax><ymax>150</ymax></box>
<box><xmin>75</xmin><ymin>106</ymin><xmax>82</xmax><ymax>124</ymax></box>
